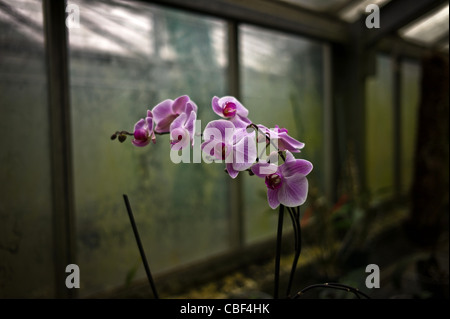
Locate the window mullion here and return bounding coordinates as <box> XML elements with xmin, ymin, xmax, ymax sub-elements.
<box><xmin>227</xmin><ymin>20</ymin><xmax>244</xmax><ymax>250</ymax></box>
<box><xmin>42</xmin><ymin>0</ymin><xmax>76</xmax><ymax>299</ymax></box>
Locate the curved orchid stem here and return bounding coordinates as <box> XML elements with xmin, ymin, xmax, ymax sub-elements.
<box><xmin>154</xmin><ymin>131</ymin><xmax>170</xmax><ymax>136</ymax></box>
<box><xmin>247</xmin><ymin>123</ymin><xmax>286</xmax><ymax>162</ymax></box>
<box><xmin>110</xmin><ymin>130</ymin><xmax>134</xmax><ymax>140</ymax></box>
<box><xmin>274</xmin><ymin>204</ymin><xmax>284</xmax><ymax>299</ymax></box>
<box><xmin>293</xmin><ymin>282</ymin><xmax>370</xmax><ymax>299</ymax></box>
<box><xmin>286</xmin><ymin>206</ymin><xmax>301</xmax><ymax>298</ymax></box>
<box><xmin>111</xmin><ymin>129</ymin><xmax>171</xmax><ymax>137</ymax></box>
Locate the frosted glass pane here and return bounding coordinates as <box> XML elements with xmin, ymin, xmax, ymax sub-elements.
<box><xmin>0</xmin><ymin>0</ymin><xmax>54</xmax><ymax>297</ymax></box>
<box><xmin>240</xmin><ymin>25</ymin><xmax>325</xmax><ymax>243</ymax></box>
<box><xmin>400</xmin><ymin>60</ymin><xmax>421</xmax><ymax>194</ymax></box>
<box><xmin>68</xmin><ymin>0</ymin><xmax>229</xmax><ymax>295</ymax></box>
<box><xmin>365</xmin><ymin>55</ymin><xmax>394</xmax><ymax>204</ymax></box>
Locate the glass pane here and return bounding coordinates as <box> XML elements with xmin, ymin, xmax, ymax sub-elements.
<box><xmin>399</xmin><ymin>3</ymin><xmax>449</xmax><ymax>46</ymax></box>
<box><xmin>400</xmin><ymin>60</ymin><xmax>421</xmax><ymax>194</ymax></box>
<box><xmin>68</xmin><ymin>0</ymin><xmax>228</xmax><ymax>296</ymax></box>
<box><xmin>240</xmin><ymin>25</ymin><xmax>325</xmax><ymax>243</ymax></box>
<box><xmin>365</xmin><ymin>54</ymin><xmax>394</xmax><ymax>204</ymax></box>
<box><xmin>0</xmin><ymin>0</ymin><xmax>55</xmax><ymax>297</ymax></box>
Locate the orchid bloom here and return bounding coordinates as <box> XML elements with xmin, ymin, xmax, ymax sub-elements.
<box><xmin>201</xmin><ymin>120</ymin><xmax>257</xmax><ymax>179</ymax></box>
<box><xmin>251</xmin><ymin>151</ymin><xmax>313</xmax><ymax>209</ymax></box>
<box><xmin>132</xmin><ymin>110</ymin><xmax>155</xmax><ymax>147</ymax></box>
<box><xmin>256</xmin><ymin>124</ymin><xmax>305</xmax><ymax>153</ymax></box>
<box><xmin>211</xmin><ymin>96</ymin><xmax>252</xmax><ymax>129</ymax></box>
<box><xmin>169</xmin><ymin>103</ymin><xmax>196</xmax><ymax>150</ymax></box>
<box><xmin>152</xmin><ymin>95</ymin><xmax>198</xmax><ymax>133</ymax></box>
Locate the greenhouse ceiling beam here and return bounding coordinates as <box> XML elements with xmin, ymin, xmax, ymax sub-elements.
<box><xmin>146</xmin><ymin>0</ymin><xmax>350</xmax><ymax>44</ymax></box>
<box><xmin>433</xmin><ymin>31</ymin><xmax>449</xmax><ymax>50</ymax></box>
<box><xmin>365</xmin><ymin>0</ymin><xmax>448</xmax><ymax>47</ymax></box>
<box><xmin>376</xmin><ymin>35</ymin><xmax>431</xmax><ymax>60</ymax></box>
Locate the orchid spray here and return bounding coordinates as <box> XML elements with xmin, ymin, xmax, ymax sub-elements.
<box><xmin>112</xmin><ymin>95</ymin><xmax>369</xmax><ymax>299</ymax></box>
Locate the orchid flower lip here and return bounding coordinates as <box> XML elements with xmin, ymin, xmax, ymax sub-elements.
<box><xmin>222</xmin><ymin>102</ymin><xmax>237</xmax><ymax>118</ymax></box>
<box><xmin>265</xmin><ymin>173</ymin><xmax>283</xmax><ymax>190</ymax></box>
<box><xmin>134</xmin><ymin>128</ymin><xmax>149</xmax><ymax>141</ymax></box>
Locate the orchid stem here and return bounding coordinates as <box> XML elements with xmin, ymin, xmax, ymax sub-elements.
<box><xmin>248</xmin><ymin>123</ymin><xmax>286</xmax><ymax>162</ymax></box>
<box><xmin>274</xmin><ymin>204</ymin><xmax>284</xmax><ymax>299</ymax></box>
<box><xmin>294</xmin><ymin>283</ymin><xmax>370</xmax><ymax>299</ymax></box>
<box><xmin>286</xmin><ymin>206</ymin><xmax>301</xmax><ymax>297</ymax></box>
<box><xmin>123</xmin><ymin>194</ymin><xmax>159</xmax><ymax>299</ymax></box>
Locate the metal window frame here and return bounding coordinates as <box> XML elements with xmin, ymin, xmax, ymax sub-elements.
<box><xmin>42</xmin><ymin>0</ymin><xmax>76</xmax><ymax>299</ymax></box>
<box><xmin>40</xmin><ymin>0</ymin><xmax>444</xmax><ymax>298</ymax></box>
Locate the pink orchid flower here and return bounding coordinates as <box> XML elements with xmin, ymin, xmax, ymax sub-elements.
<box><xmin>211</xmin><ymin>96</ymin><xmax>252</xmax><ymax>129</ymax></box>
<box><xmin>169</xmin><ymin>103</ymin><xmax>196</xmax><ymax>151</ymax></box>
<box><xmin>251</xmin><ymin>151</ymin><xmax>313</xmax><ymax>209</ymax></box>
<box><xmin>256</xmin><ymin>124</ymin><xmax>305</xmax><ymax>153</ymax></box>
<box><xmin>201</xmin><ymin>120</ymin><xmax>257</xmax><ymax>179</ymax></box>
<box><xmin>152</xmin><ymin>95</ymin><xmax>198</xmax><ymax>133</ymax></box>
<box><xmin>132</xmin><ymin>110</ymin><xmax>155</xmax><ymax>147</ymax></box>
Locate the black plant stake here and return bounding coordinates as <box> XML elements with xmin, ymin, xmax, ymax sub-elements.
<box><xmin>123</xmin><ymin>194</ymin><xmax>159</xmax><ymax>299</ymax></box>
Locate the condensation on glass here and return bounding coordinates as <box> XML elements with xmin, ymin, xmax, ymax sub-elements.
<box><xmin>239</xmin><ymin>24</ymin><xmax>326</xmax><ymax>243</ymax></box>
<box><xmin>67</xmin><ymin>0</ymin><xmax>229</xmax><ymax>296</ymax></box>
<box><xmin>0</xmin><ymin>0</ymin><xmax>55</xmax><ymax>297</ymax></box>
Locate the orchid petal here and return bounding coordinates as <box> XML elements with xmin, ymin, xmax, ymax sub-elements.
<box><xmin>284</xmin><ymin>150</ymin><xmax>296</xmax><ymax>163</ymax></box>
<box><xmin>170</xmin><ymin>127</ymin><xmax>190</xmax><ymax>151</ymax></box>
<box><xmin>201</xmin><ymin>139</ymin><xmax>217</xmax><ymax>157</ymax></box>
<box><xmin>134</xmin><ymin>118</ymin><xmax>146</xmax><ymax>131</ymax></box>
<box><xmin>155</xmin><ymin>114</ymin><xmax>178</xmax><ymax>133</ymax></box>
<box><xmin>232</xmin><ymin>134</ymin><xmax>257</xmax><ymax>171</ymax></box>
<box><xmin>170</xmin><ymin>112</ymin><xmax>187</xmax><ymax>131</ymax></box>
<box><xmin>278</xmin><ymin>174</ymin><xmax>309</xmax><ymax>207</ymax></box>
<box><xmin>172</xmin><ymin>95</ymin><xmax>190</xmax><ymax>114</ymax></box>
<box><xmin>211</xmin><ymin>96</ymin><xmax>223</xmax><ymax>117</ymax></box>
<box><xmin>231</xmin><ymin>114</ymin><xmax>252</xmax><ymax>129</ymax></box>
<box><xmin>185</xmin><ymin>111</ymin><xmax>196</xmax><ymax>146</ymax></box>
<box><xmin>184</xmin><ymin>101</ymin><xmax>197</xmax><ymax>116</ymax></box>
<box><xmin>152</xmin><ymin>99</ymin><xmax>173</xmax><ymax>123</ymax></box>
<box><xmin>278</xmin><ymin>132</ymin><xmax>305</xmax><ymax>152</ymax></box>
<box><xmin>281</xmin><ymin>159</ymin><xmax>313</xmax><ymax>178</ymax></box>
<box><xmin>267</xmin><ymin>188</ymin><xmax>280</xmax><ymax>209</ymax></box>
<box><xmin>218</xmin><ymin>96</ymin><xmax>249</xmax><ymax>118</ymax></box>
<box><xmin>132</xmin><ymin>138</ymin><xmax>150</xmax><ymax>147</ymax></box>
<box><xmin>203</xmin><ymin>119</ymin><xmax>235</xmax><ymax>142</ymax></box>
<box><xmin>145</xmin><ymin>116</ymin><xmax>153</xmax><ymax>133</ymax></box>
<box><xmin>251</xmin><ymin>163</ymin><xmax>278</xmax><ymax>177</ymax></box>
<box><xmin>226</xmin><ymin>162</ymin><xmax>240</xmax><ymax>179</ymax></box>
